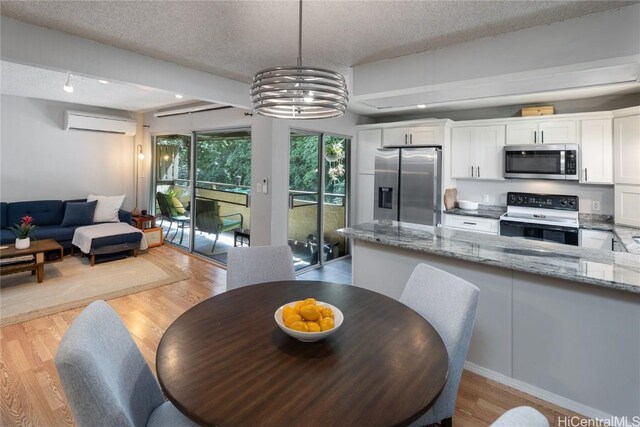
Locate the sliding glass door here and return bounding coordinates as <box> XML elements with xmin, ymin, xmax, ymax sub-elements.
<box><xmin>288</xmin><ymin>130</ymin><xmax>350</xmax><ymax>271</ymax></box>
<box><xmin>154</xmin><ymin>134</ymin><xmax>191</xmax><ymax>251</ymax></box>
<box><xmin>153</xmin><ymin>129</ymin><xmax>251</xmax><ymax>265</ymax></box>
<box><xmin>192</xmin><ymin>130</ymin><xmax>251</xmax><ymax>263</ymax></box>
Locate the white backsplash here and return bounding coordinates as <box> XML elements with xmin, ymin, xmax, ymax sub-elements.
<box><xmin>455</xmin><ymin>180</ymin><xmax>614</xmax><ymax>215</ymax></box>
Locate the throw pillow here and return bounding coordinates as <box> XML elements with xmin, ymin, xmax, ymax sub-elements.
<box><xmin>171</xmin><ymin>196</ymin><xmax>186</xmax><ymax>215</ymax></box>
<box><xmin>61</xmin><ymin>201</ymin><xmax>98</xmax><ymax>227</ymax></box>
<box><xmin>87</xmin><ymin>194</ymin><xmax>125</xmax><ymax>223</ymax></box>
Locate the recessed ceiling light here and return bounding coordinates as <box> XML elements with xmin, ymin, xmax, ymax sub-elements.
<box><xmin>63</xmin><ymin>73</ymin><xmax>74</xmax><ymax>93</ymax></box>
<box><xmin>98</xmin><ymin>80</ymin><xmax>109</xmax><ymax>84</ymax></box>
<box><xmin>175</xmin><ymin>94</ymin><xmax>183</xmax><ymax>99</ymax></box>
<box><xmin>417</xmin><ymin>104</ymin><xmax>426</xmax><ymax>108</ymax></box>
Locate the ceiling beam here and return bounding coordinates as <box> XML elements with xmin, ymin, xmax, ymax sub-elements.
<box><xmin>352</xmin><ymin>4</ymin><xmax>640</xmax><ymax>112</ymax></box>
<box><xmin>0</xmin><ymin>16</ymin><xmax>251</xmax><ymax>109</ymax></box>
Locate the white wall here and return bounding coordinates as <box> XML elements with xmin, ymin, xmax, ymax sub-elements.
<box><xmin>0</xmin><ymin>95</ymin><xmax>135</xmax><ymax>208</ymax></box>
<box><xmin>144</xmin><ymin>108</ymin><xmax>362</xmax><ymax>246</ymax></box>
<box><xmin>456</xmin><ymin>179</ymin><xmax>614</xmax><ymax>215</ymax></box>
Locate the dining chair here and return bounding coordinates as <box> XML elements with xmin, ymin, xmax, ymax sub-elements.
<box><xmin>226</xmin><ymin>245</ymin><xmax>296</xmax><ymax>290</ymax></box>
<box><xmin>55</xmin><ymin>300</ymin><xmax>197</xmax><ymax>427</ymax></box>
<box><xmin>400</xmin><ymin>263</ymin><xmax>480</xmax><ymax>427</ymax></box>
<box><xmin>491</xmin><ymin>406</ymin><xmax>549</xmax><ymax>426</ymax></box>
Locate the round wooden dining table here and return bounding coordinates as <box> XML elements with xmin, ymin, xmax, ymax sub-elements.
<box><xmin>156</xmin><ymin>281</ymin><xmax>448</xmax><ymax>427</ymax></box>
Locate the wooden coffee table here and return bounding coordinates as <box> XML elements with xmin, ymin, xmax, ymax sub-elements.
<box><xmin>0</xmin><ymin>239</ymin><xmax>63</xmax><ymax>283</ymax></box>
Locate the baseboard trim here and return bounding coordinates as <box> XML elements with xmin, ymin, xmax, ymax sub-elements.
<box><xmin>464</xmin><ymin>361</ymin><xmax>614</xmax><ymax>420</ymax></box>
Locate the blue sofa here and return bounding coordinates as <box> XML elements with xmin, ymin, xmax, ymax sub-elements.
<box><xmin>1</xmin><ymin>199</ymin><xmax>132</xmax><ymax>249</ymax></box>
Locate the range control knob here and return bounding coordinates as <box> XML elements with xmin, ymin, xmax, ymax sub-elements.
<box><xmin>516</xmin><ymin>196</ymin><xmax>523</xmax><ymax>204</ymax></box>
<box><xmin>560</xmin><ymin>199</ymin><xmax>568</xmax><ymax>207</ymax></box>
<box><xmin>509</xmin><ymin>194</ymin><xmax>516</xmax><ymax>203</ymax></box>
<box><xmin>568</xmin><ymin>199</ymin><xmax>576</xmax><ymax>207</ymax></box>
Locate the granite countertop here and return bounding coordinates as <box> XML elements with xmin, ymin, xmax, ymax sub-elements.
<box><xmin>338</xmin><ymin>221</ymin><xmax>640</xmax><ymax>294</ymax></box>
<box><xmin>444</xmin><ymin>205</ymin><xmax>505</xmax><ymax>220</ymax></box>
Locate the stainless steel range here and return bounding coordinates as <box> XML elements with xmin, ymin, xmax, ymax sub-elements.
<box><xmin>499</xmin><ymin>192</ymin><xmax>579</xmax><ymax>246</ymax></box>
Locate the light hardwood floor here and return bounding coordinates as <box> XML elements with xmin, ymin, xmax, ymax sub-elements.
<box><xmin>1</xmin><ymin>245</ymin><xmax>587</xmax><ymax>426</ymax></box>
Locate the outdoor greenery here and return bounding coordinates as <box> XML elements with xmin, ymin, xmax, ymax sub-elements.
<box><xmin>156</xmin><ymin>132</ymin><xmax>348</xmax><ymax>202</ymax></box>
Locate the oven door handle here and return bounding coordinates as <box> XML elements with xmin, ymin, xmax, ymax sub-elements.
<box><xmin>500</xmin><ymin>220</ymin><xmax>579</xmax><ymax>234</ymax></box>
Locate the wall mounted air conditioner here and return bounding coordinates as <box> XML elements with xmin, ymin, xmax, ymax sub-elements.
<box><xmin>64</xmin><ymin>110</ymin><xmax>137</xmax><ymax>136</ymax></box>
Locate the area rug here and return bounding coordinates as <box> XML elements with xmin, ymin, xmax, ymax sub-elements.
<box><xmin>0</xmin><ymin>254</ymin><xmax>191</xmax><ymax>326</ymax></box>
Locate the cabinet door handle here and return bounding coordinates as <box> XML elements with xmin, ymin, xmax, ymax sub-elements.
<box><xmin>534</xmin><ymin>131</ymin><xmax>537</xmax><ymax>144</ymax></box>
<box><xmin>463</xmin><ymin>222</ymin><xmax>477</xmax><ymax>225</ymax></box>
<box><xmin>584</xmin><ymin>168</ymin><xmax>588</xmax><ymax>182</ymax></box>
<box><xmin>477</xmin><ymin>166</ymin><xmax>480</xmax><ymax>178</ymax></box>
<box><xmin>471</xmin><ymin>166</ymin><xmax>474</xmax><ymax>177</ymax></box>
<box><xmin>404</xmin><ymin>134</ymin><xmax>407</xmax><ymax>144</ymax></box>
<box><xmin>541</xmin><ymin>130</ymin><xmax>544</xmax><ymax>143</ymax></box>
<box><xmin>612</xmin><ymin>238</ymin><xmax>616</xmax><ymax>251</ymax></box>
<box><xmin>410</xmin><ymin>134</ymin><xmax>413</xmax><ymax>144</ymax></box>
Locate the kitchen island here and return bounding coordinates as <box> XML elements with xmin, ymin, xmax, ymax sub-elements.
<box><xmin>338</xmin><ymin>221</ymin><xmax>640</xmax><ymax>419</ymax></box>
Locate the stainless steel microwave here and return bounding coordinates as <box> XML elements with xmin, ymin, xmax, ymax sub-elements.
<box><xmin>504</xmin><ymin>144</ymin><xmax>578</xmax><ymax>180</ymax></box>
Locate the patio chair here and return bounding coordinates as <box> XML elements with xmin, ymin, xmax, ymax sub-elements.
<box><xmin>156</xmin><ymin>192</ymin><xmax>189</xmax><ymax>244</ymax></box>
<box><xmin>195</xmin><ymin>198</ymin><xmax>243</xmax><ymax>253</ymax></box>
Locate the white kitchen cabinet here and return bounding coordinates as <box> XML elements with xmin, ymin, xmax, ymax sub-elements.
<box><xmin>580</xmin><ymin>119</ymin><xmax>613</xmax><ymax>184</ymax></box>
<box><xmin>382</xmin><ymin>125</ymin><xmax>443</xmax><ymax>147</ymax></box>
<box><xmin>613</xmin><ymin>115</ymin><xmax>640</xmax><ymax>185</ymax></box>
<box><xmin>615</xmin><ymin>184</ymin><xmax>640</xmax><ymax>228</ymax></box>
<box><xmin>580</xmin><ymin>229</ymin><xmax>613</xmax><ymax>251</ymax></box>
<box><xmin>451</xmin><ymin>125</ymin><xmax>505</xmax><ymax>180</ymax></box>
<box><xmin>356</xmin><ymin>174</ymin><xmax>375</xmax><ymax>224</ymax></box>
<box><xmin>506</xmin><ymin>120</ymin><xmax>577</xmax><ymax>145</ymax></box>
<box><xmin>444</xmin><ymin>214</ymin><xmax>499</xmax><ymax>235</ymax></box>
<box><xmin>356</xmin><ymin>129</ymin><xmax>382</xmax><ymax>174</ymax></box>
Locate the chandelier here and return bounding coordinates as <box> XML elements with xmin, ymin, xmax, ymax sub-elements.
<box><xmin>250</xmin><ymin>0</ymin><xmax>349</xmax><ymax>119</ymax></box>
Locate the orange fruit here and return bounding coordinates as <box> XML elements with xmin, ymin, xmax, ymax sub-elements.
<box><xmin>285</xmin><ymin>314</ymin><xmax>302</xmax><ymax>328</ymax></box>
<box><xmin>289</xmin><ymin>321</ymin><xmax>309</xmax><ymax>332</ymax></box>
<box><xmin>303</xmin><ymin>298</ymin><xmax>316</xmax><ymax>306</ymax></box>
<box><xmin>306</xmin><ymin>321</ymin><xmax>321</xmax><ymax>332</ymax></box>
<box><xmin>299</xmin><ymin>304</ymin><xmax>321</xmax><ymax>321</ymax></box>
<box><xmin>320</xmin><ymin>317</ymin><xmax>334</xmax><ymax>331</ymax></box>
<box><xmin>283</xmin><ymin>305</ymin><xmax>296</xmax><ymax>321</ymax></box>
<box><xmin>293</xmin><ymin>301</ymin><xmax>305</xmax><ymax>314</ymax></box>
<box><xmin>321</xmin><ymin>307</ymin><xmax>334</xmax><ymax>319</ymax></box>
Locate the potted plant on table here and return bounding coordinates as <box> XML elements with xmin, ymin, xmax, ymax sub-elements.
<box><xmin>10</xmin><ymin>215</ymin><xmax>37</xmax><ymax>249</ymax></box>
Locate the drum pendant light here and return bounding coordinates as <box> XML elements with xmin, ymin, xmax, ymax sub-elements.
<box><xmin>250</xmin><ymin>0</ymin><xmax>348</xmax><ymax>119</ymax></box>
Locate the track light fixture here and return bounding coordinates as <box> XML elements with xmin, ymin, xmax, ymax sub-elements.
<box><xmin>63</xmin><ymin>73</ymin><xmax>74</xmax><ymax>93</ymax></box>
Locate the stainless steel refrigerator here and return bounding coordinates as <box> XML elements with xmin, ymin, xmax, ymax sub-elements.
<box><xmin>373</xmin><ymin>147</ymin><xmax>442</xmax><ymax>226</ymax></box>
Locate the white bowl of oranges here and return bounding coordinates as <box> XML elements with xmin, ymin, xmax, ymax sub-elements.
<box><xmin>275</xmin><ymin>298</ymin><xmax>344</xmax><ymax>342</ymax></box>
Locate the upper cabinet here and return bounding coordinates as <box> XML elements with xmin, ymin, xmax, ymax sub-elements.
<box><xmin>451</xmin><ymin>125</ymin><xmax>505</xmax><ymax>180</ymax></box>
<box><xmin>356</xmin><ymin>129</ymin><xmax>382</xmax><ymax>174</ymax></box>
<box><xmin>580</xmin><ymin>119</ymin><xmax>613</xmax><ymax>185</ymax></box>
<box><xmin>506</xmin><ymin>120</ymin><xmax>577</xmax><ymax>145</ymax></box>
<box><xmin>382</xmin><ymin>125</ymin><xmax>444</xmax><ymax>147</ymax></box>
<box><xmin>613</xmin><ymin>115</ymin><xmax>640</xmax><ymax>185</ymax></box>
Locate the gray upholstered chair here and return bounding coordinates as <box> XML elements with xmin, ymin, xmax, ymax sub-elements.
<box><xmin>491</xmin><ymin>406</ymin><xmax>550</xmax><ymax>426</ymax></box>
<box><xmin>226</xmin><ymin>245</ymin><xmax>296</xmax><ymax>290</ymax></box>
<box><xmin>400</xmin><ymin>263</ymin><xmax>480</xmax><ymax>427</ymax></box>
<box><xmin>54</xmin><ymin>300</ymin><xmax>197</xmax><ymax>427</ymax></box>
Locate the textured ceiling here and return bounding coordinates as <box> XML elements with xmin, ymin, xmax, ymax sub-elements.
<box><xmin>1</xmin><ymin>0</ymin><xmax>635</xmax><ymax>83</ymax></box>
<box><xmin>0</xmin><ymin>61</ymin><xmax>197</xmax><ymax>112</ymax></box>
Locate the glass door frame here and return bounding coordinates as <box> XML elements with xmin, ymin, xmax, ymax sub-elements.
<box><xmin>288</xmin><ymin>128</ymin><xmax>351</xmax><ymax>273</ymax></box>
<box><xmin>151</xmin><ymin>127</ymin><xmax>252</xmax><ymax>265</ymax></box>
